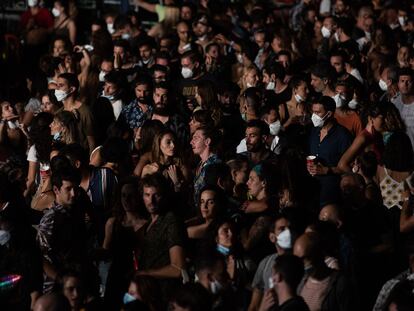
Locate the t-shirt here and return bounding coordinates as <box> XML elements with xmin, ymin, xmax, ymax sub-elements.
<box><xmin>25</xmin><ymin>98</ymin><xmax>42</xmax><ymax>115</ymax></box>
<box><xmin>279</xmin><ymin>296</ymin><xmax>310</xmax><ymax>311</ymax></box>
<box><xmin>392</xmin><ymin>94</ymin><xmax>414</xmax><ymax>147</ymax></box>
<box><xmin>251</xmin><ymin>253</ymin><xmax>278</xmax><ymax>292</ymax></box>
<box><xmin>334</xmin><ymin>111</ymin><xmax>362</xmax><ymax>137</ymax></box>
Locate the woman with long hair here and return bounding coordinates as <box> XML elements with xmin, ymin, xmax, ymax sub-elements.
<box><xmin>195</xmin><ymin>80</ymin><xmax>222</xmax><ymax>126</ymax></box>
<box><xmin>102</xmin><ymin>177</ymin><xmax>147</xmax><ymax>311</ymax></box>
<box><xmin>41</xmin><ymin>90</ymin><xmax>62</xmax><ymax>115</ymax></box>
<box><xmin>186</xmin><ymin>185</ymin><xmax>226</xmax><ymax>239</ymax></box>
<box><xmin>25</xmin><ymin>112</ymin><xmax>53</xmax><ymax>200</ymax></box>
<box><xmin>50</xmin><ymin>110</ymin><xmax>79</xmax><ymax>147</ymax></box>
<box><xmin>142</xmin><ymin>129</ymin><xmax>190</xmax><ymax>192</ymax></box>
<box><xmin>52</xmin><ymin>0</ymin><xmax>77</xmax><ymax>44</ymax></box>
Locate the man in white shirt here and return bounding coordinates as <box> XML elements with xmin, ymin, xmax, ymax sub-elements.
<box><xmin>392</xmin><ymin>68</ymin><xmax>414</xmax><ymax>147</ymax></box>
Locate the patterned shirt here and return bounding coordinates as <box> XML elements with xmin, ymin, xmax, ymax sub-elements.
<box><xmin>373</xmin><ymin>270</ymin><xmax>414</xmax><ymax>311</ymax></box>
<box><xmin>121</xmin><ymin>99</ymin><xmax>153</xmax><ymax>130</ymax></box>
<box><xmin>193</xmin><ymin>153</ymin><xmax>221</xmax><ymax>206</ymax></box>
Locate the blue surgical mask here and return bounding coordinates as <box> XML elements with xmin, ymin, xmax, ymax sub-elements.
<box><xmin>383</xmin><ymin>131</ymin><xmax>392</xmax><ymax>145</ymax></box>
<box><xmin>217</xmin><ymin>244</ymin><xmax>230</xmax><ymax>256</ymax></box>
<box><xmin>123</xmin><ymin>292</ymin><xmax>137</xmax><ymax>305</ymax></box>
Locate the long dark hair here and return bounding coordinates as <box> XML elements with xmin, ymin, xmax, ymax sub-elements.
<box><xmin>29</xmin><ymin>112</ymin><xmax>53</xmax><ymax>163</ymax></box>
<box><xmin>383</xmin><ymin>131</ymin><xmax>414</xmax><ymax>172</ymax></box>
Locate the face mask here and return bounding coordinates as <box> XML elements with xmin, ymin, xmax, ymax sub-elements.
<box><xmin>52</xmin><ymin>8</ymin><xmax>60</xmax><ymax>17</ymax></box>
<box><xmin>379</xmin><ymin>79</ymin><xmax>388</xmax><ymax>91</ymax></box>
<box><xmin>268</xmin><ymin>276</ymin><xmax>275</xmax><ymax>289</ymax></box>
<box><xmin>277</xmin><ymin>228</ymin><xmax>292</xmax><ymax>249</ymax></box>
<box><xmin>28</xmin><ymin>0</ymin><xmax>38</xmax><ymax>7</ymax></box>
<box><xmin>246</xmin><ymin>82</ymin><xmax>253</xmax><ymax>88</ymax></box>
<box><xmin>102</xmin><ymin>91</ymin><xmax>115</xmax><ymax>101</ymax></box>
<box><xmin>54</xmin><ymin>89</ymin><xmax>69</xmax><ymax>102</ymax></box>
<box><xmin>294</xmin><ymin>93</ymin><xmax>304</xmax><ymax>103</ymax></box>
<box><xmin>266</xmin><ymin>81</ymin><xmax>275</xmax><ymax>91</ymax></box>
<box><xmin>352</xmin><ymin>165</ymin><xmax>359</xmax><ymax>173</ymax></box>
<box><xmin>210</xmin><ymin>279</ymin><xmax>223</xmax><ymax>294</ymax></box>
<box><xmin>121</xmin><ymin>33</ymin><xmax>131</xmax><ymax>40</ymax></box>
<box><xmin>7</xmin><ymin>121</ymin><xmax>18</xmax><ymax>129</ymax></box>
<box><xmin>53</xmin><ymin>132</ymin><xmax>62</xmax><ymax>141</ymax></box>
<box><xmin>334</xmin><ymin>32</ymin><xmax>340</xmax><ymax>42</ymax></box>
<box><xmin>348</xmin><ymin>99</ymin><xmax>358</xmax><ymax>109</ymax></box>
<box><xmin>389</xmin><ymin>23</ymin><xmax>400</xmax><ymax>30</ymax></box>
<box><xmin>107</xmin><ymin>23</ymin><xmax>115</xmax><ymax>34</ymax></box>
<box><xmin>217</xmin><ymin>244</ymin><xmax>230</xmax><ymax>256</ymax></box>
<box><xmin>198</xmin><ymin>34</ymin><xmax>208</xmax><ymax>41</ymax></box>
<box><xmin>383</xmin><ymin>131</ymin><xmax>392</xmax><ymax>145</ymax></box>
<box><xmin>364</xmin><ymin>31</ymin><xmax>372</xmax><ymax>41</ymax></box>
<box><xmin>99</xmin><ymin>71</ymin><xmax>106</xmax><ymax>82</ymax></box>
<box><xmin>398</xmin><ymin>16</ymin><xmax>407</xmax><ymax>27</ymax></box>
<box><xmin>236</xmin><ymin>53</ymin><xmax>243</xmax><ymax>64</ymax></box>
<box><xmin>269</xmin><ymin>120</ymin><xmax>281</xmax><ymax>136</ymax></box>
<box><xmin>123</xmin><ymin>293</ymin><xmax>137</xmax><ymax>305</ymax></box>
<box><xmin>0</xmin><ymin>230</ymin><xmax>11</xmax><ymax>246</ymax></box>
<box><xmin>321</xmin><ymin>26</ymin><xmax>331</xmax><ymax>38</ymax></box>
<box><xmin>181</xmin><ymin>67</ymin><xmax>193</xmax><ymax>79</ymax></box>
<box><xmin>142</xmin><ymin>57</ymin><xmax>153</xmax><ymax>65</ymax></box>
<box><xmin>333</xmin><ymin>93</ymin><xmax>346</xmax><ymax>108</ymax></box>
<box><xmin>311</xmin><ymin>113</ymin><xmax>328</xmax><ymax>128</ymax></box>
<box><xmin>241</xmin><ymin>112</ymin><xmax>247</xmax><ymax>121</ymax></box>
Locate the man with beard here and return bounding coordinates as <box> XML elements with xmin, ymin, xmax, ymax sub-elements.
<box><xmin>240</xmin><ymin>120</ymin><xmax>276</xmax><ymax>167</ymax></box>
<box><xmin>137</xmin><ymin>173</ymin><xmax>187</xmax><ymax>297</ymax></box>
<box><xmin>121</xmin><ymin>75</ymin><xmax>153</xmax><ymax>133</ymax></box>
<box><xmin>151</xmin><ymin>82</ymin><xmax>189</xmax><ymax>146</ymax></box>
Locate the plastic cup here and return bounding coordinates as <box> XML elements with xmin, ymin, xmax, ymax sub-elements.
<box><xmin>306</xmin><ymin>155</ymin><xmax>316</xmax><ymax>166</ymax></box>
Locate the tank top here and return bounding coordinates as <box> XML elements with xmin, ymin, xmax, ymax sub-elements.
<box><xmin>380</xmin><ymin>168</ymin><xmax>414</xmax><ymax>209</ymax></box>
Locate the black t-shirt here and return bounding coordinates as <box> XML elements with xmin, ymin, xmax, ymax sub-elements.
<box><xmin>278</xmin><ymin>296</ymin><xmax>310</xmax><ymax>311</ymax></box>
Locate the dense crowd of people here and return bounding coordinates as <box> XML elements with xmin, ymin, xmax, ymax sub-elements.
<box><xmin>1</xmin><ymin>0</ymin><xmax>414</xmax><ymax>310</ymax></box>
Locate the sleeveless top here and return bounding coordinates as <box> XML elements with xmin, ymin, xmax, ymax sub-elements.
<box><xmin>380</xmin><ymin>168</ymin><xmax>414</xmax><ymax>209</ymax></box>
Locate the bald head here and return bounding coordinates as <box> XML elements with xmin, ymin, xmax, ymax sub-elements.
<box><xmin>319</xmin><ymin>204</ymin><xmax>343</xmax><ymax>228</ymax></box>
<box><xmin>33</xmin><ymin>293</ymin><xmax>71</xmax><ymax>311</ymax></box>
<box><xmin>293</xmin><ymin>233</ymin><xmax>324</xmax><ymax>268</ymax></box>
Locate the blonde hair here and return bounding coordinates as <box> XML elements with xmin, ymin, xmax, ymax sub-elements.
<box><xmin>238</xmin><ymin>65</ymin><xmax>258</xmax><ymax>91</ymax></box>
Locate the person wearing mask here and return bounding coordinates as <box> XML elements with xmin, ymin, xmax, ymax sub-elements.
<box><xmin>55</xmin><ymin>73</ymin><xmax>96</xmax><ymax>153</ymax></box>
<box><xmin>378</xmin><ymin>65</ymin><xmax>400</xmax><ymax>102</ymax></box>
<box><xmin>100</xmin><ymin>71</ymin><xmax>126</xmax><ymax>120</ymax></box>
<box><xmin>248</xmin><ymin>214</ymin><xmax>293</xmax><ymax>311</ymax></box>
<box><xmin>52</xmin><ymin>0</ymin><xmax>76</xmax><ymax>45</ymax></box>
<box><xmin>307</xmin><ymin>96</ymin><xmax>352</xmax><ymax>206</ymax></box>
<box><xmin>258</xmin><ymin>254</ymin><xmax>309</xmax><ymax>311</ymax></box>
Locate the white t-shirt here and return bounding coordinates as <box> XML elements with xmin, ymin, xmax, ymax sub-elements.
<box><xmin>392</xmin><ymin>94</ymin><xmax>414</xmax><ymax>147</ymax></box>
<box><xmin>112</xmin><ymin>99</ymin><xmax>123</xmax><ymax>120</ymax></box>
<box><xmin>27</xmin><ymin>145</ymin><xmax>50</xmax><ymax>171</ymax></box>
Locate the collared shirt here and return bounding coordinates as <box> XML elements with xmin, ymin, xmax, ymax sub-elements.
<box><xmin>309</xmin><ymin>121</ymin><xmax>352</xmax><ymax>206</ymax></box>
<box><xmin>140</xmin><ymin>212</ymin><xmax>186</xmax><ymax>270</ymax></box>
<box><xmin>121</xmin><ymin>99</ymin><xmax>153</xmax><ymax>130</ymax></box>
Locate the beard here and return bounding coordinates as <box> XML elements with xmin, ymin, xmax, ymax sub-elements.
<box><xmin>154</xmin><ymin>105</ymin><xmax>170</xmax><ymax>116</ymax></box>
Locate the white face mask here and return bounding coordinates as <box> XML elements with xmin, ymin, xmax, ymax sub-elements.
<box><xmin>269</xmin><ymin>120</ymin><xmax>281</xmax><ymax>136</ymax></box>
<box><xmin>348</xmin><ymin>99</ymin><xmax>358</xmax><ymax>109</ymax></box>
<box><xmin>210</xmin><ymin>279</ymin><xmax>223</xmax><ymax>294</ymax></box>
<box><xmin>142</xmin><ymin>57</ymin><xmax>153</xmax><ymax>65</ymax></box>
<box><xmin>294</xmin><ymin>93</ymin><xmax>304</xmax><ymax>103</ymax></box>
<box><xmin>181</xmin><ymin>67</ymin><xmax>193</xmax><ymax>79</ymax></box>
<box><xmin>236</xmin><ymin>53</ymin><xmax>243</xmax><ymax>64</ymax></box>
<box><xmin>52</xmin><ymin>8</ymin><xmax>60</xmax><ymax>17</ymax></box>
<box><xmin>379</xmin><ymin>79</ymin><xmax>388</xmax><ymax>91</ymax></box>
<box><xmin>123</xmin><ymin>293</ymin><xmax>136</xmax><ymax>305</ymax></box>
<box><xmin>28</xmin><ymin>0</ymin><xmax>38</xmax><ymax>7</ymax></box>
<box><xmin>311</xmin><ymin>112</ymin><xmax>328</xmax><ymax>127</ymax></box>
<box><xmin>121</xmin><ymin>33</ymin><xmax>131</xmax><ymax>40</ymax></box>
<box><xmin>246</xmin><ymin>82</ymin><xmax>254</xmax><ymax>88</ymax></box>
<box><xmin>107</xmin><ymin>23</ymin><xmax>115</xmax><ymax>34</ymax></box>
<box><xmin>321</xmin><ymin>26</ymin><xmax>331</xmax><ymax>38</ymax></box>
<box><xmin>266</xmin><ymin>81</ymin><xmax>275</xmax><ymax>91</ymax></box>
<box><xmin>277</xmin><ymin>228</ymin><xmax>292</xmax><ymax>249</ymax></box>
<box><xmin>398</xmin><ymin>16</ymin><xmax>407</xmax><ymax>27</ymax></box>
<box><xmin>54</xmin><ymin>89</ymin><xmax>70</xmax><ymax>102</ymax></box>
<box><xmin>99</xmin><ymin>71</ymin><xmax>107</xmax><ymax>82</ymax></box>
<box><xmin>333</xmin><ymin>93</ymin><xmax>346</xmax><ymax>108</ymax></box>
<box><xmin>0</xmin><ymin>230</ymin><xmax>11</xmax><ymax>246</ymax></box>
